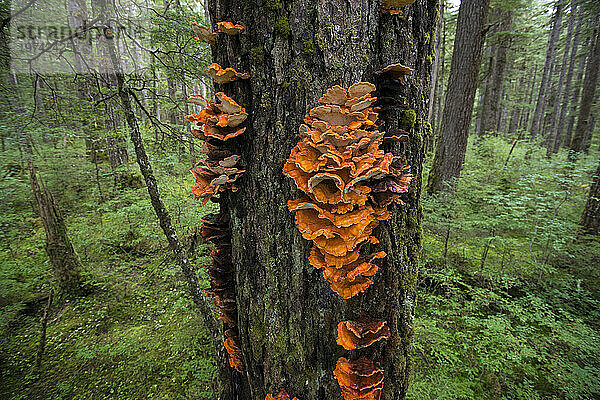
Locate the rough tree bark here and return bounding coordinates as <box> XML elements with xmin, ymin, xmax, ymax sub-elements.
<box><xmin>569</xmin><ymin>22</ymin><xmax>600</xmax><ymax>161</ymax></box>
<box><xmin>581</xmin><ymin>157</ymin><xmax>600</xmax><ymax>234</ymax></box>
<box><xmin>28</xmin><ymin>162</ymin><xmax>83</xmax><ymax>297</ymax></box>
<box><xmin>427</xmin><ymin>0</ymin><xmax>490</xmax><ymax>194</ymax></box>
<box><xmin>206</xmin><ymin>1</ymin><xmax>438</xmax><ymax>399</ymax></box>
<box><xmin>530</xmin><ymin>1</ymin><xmax>562</xmax><ymax>140</ymax></box>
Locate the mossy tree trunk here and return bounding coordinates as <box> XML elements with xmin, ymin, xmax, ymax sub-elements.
<box><xmin>28</xmin><ymin>162</ymin><xmax>84</xmax><ymax>297</ymax></box>
<box><xmin>206</xmin><ymin>1</ymin><xmax>438</xmax><ymax>399</ymax></box>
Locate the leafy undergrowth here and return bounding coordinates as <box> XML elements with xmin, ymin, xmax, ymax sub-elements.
<box><xmin>0</xmin><ymin>133</ymin><xmax>220</xmax><ymax>399</ymax></box>
<box><xmin>408</xmin><ymin>136</ymin><xmax>600</xmax><ymax>400</ymax></box>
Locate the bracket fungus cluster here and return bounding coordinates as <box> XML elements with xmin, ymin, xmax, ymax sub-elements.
<box><xmin>283</xmin><ymin>82</ymin><xmax>412</xmax><ymax>299</ymax></box>
<box><xmin>217</xmin><ymin>21</ymin><xmax>244</xmax><ymax>34</ymax></box>
<box><xmin>334</xmin><ymin>357</ymin><xmax>385</xmax><ymax>400</ymax></box>
<box><xmin>188</xmin><ymin>20</ymin><xmax>250</xmax><ymax>374</ymax></box>
<box><xmin>265</xmin><ymin>389</ymin><xmax>300</xmax><ymax>400</ymax></box>
<box><xmin>187</xmin><ymin>93</ymin><xmax>247</xmax><ymax>202</ymax></box>
<box><xmin>336</xmin><ymin>318</ymin><xmax>391</xmax><ymax>351</ymax></box>
<box><xmin>381</xmin><ymin>0</ymin><xmax>416</xmax><ymax>14</ymax></box>
<box><xmin>191</xmin><ymin>20</ymin><xmax>245</xmax><ymax>45</ymax></box>
<box><xmin>283</xmin><ymin>73</ymin><xmax>413</xmax><ymax>398</ymax></box>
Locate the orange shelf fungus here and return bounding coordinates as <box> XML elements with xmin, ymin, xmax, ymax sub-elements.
<box><xmin>377</xmin><ymin>63</ymin><xmax>414</xmax><ymax>84</ymax></box>
<box><xmin>205</xmin><ymin>63</ymin><xmax>250</xmax><ymax>84</ymax></box>
<box><xmin>381</xmin><ymin>0</ymin><xmax>416</xmax><ymax>15</ymax></box>
<box><xmin>334</xmin><ymin>357</ymin><xmax>384</xmax><ymax>400</ymax></box>
<box><xmin>191</xmin><ymin>22</ymin><xmax>216</xmax><ymax>45</ymax></box>
<box><xmin>283</xmin><ymin>83</ymin><xmax>412</xmax><ymax>298</ymax></box>
<box><xmin>189</xmin><ymin>85</ymin><xmax>248</xmax><ymax>373</ymax></box>
<box><xmin>225</xmin><ymin>329</ymin><xmax>245</xmax><ymax>372</ymax></box>
<box><xmin>190</xmin><ymin>157</ymin><xmax>245</xmax><ymax>202</ymax></box>
<box><xmin>265</xmin><ymin>389</ymin><xmax>301</xmax><ymax>400</ymax></box>
<box><xmin>336</xmin><ymin>318</ymin><xmax>391</xmax><ymax>350</ymax></box>
<box><xmin>217</xmin><ymin>21</ymin><xmax>244</xmax><ymax>34</ymax></box>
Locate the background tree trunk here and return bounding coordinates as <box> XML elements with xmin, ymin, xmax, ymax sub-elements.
<box><xmin>28</xmin><ymin>162</ymin><xmax>84</xmax><ymax>297</ymax></box>
<box><xmin>554</xmin><ymin>0</ymin><xmax>583</xmax><ymax>151</ymax></box>
<box><xmin>530</xmin><ymin>1</ymin><xmax>562</xmax><ymax>140</ymax></box>
<box><xmin>427</xmin><ymin>0</ymin><xmax>490</xmax><ymax>194</ymax></box>
<box><xmin>569</xmin><ymin>22</ymin><xmax>600</xmax><ymax>160</ymax></box>
<box><xmin>581</xmin><ymin>157</ymin><xmax>600</xmax><ymax>234</ymax></box>
<box><xmin>479</xmin><ymin>10</ymin><xmax>513</xmax><ymax>136</ymax></box>
<box><xmin>547</xmin><ymin>0</ymin><xmax>577</xmax><ymax>156</ymax></box>
<box><xmin>207</xmin><ymin>1</ymin><xmax>438</xmax><ymax>399</ymax></box>
<box><xmin>565</xmin><ymin>36</ymin><xmax>589</xmax><ymax>149</ymax></box>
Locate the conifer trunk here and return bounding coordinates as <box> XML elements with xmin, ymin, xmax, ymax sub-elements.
<box><xmin>555</xmin><ymin>1</ymin><xmax>583</xmax><ymax>150</ymax></box>
<box><xmin>479</xmin><ymin>10</ymin><xmax>513</xmax><ymax>136</ymax></box>
<box><xmin>548</xmin><ymin>1</ymin><xmax>577</xmax><ymax>156</ymax></box>
<box><xmin>569</xmin><ymin>22</ymin><xmax>600</xmax><ymax>160</ymax></box>
<box><xmin>530</xmin><ymin>1</ymin><xmax>562</xmax><ymax>140</ymax></box>
<box><xmin>427</xmin><ymin>0</ymin><xmax>490</xmax><ymax>194</ymax></box>
<box><xmin>207</xmin><ymin>1</ymin><xmax>438</xmax><ymax>398</ymax></box>
<box><xmin>581</xmin><ymin>157</ymin><xmax>600</xmax><ymax>234</ymax></box>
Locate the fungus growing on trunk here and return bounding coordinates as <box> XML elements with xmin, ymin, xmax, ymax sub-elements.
<box><xmin>191</xmin><ymin>22</ymin><xmax>216</xmax><ymax>45</ymax></box>
<box><xmin>205</xmin><ymin>63</ymin><xmax>250</xmax><ymax>84</ymax></box>
<box><xmin>376</xmin><ymin>63</ymin><xmax>414</xmax><ymax>84</ymax></box>
<box><xmin>336</xmin><ymin>318</ymin><xmax>391</xmax><ymax>350</ymax></box>
<box><xmin>283</xmin><ymin>83</ymin><xmax>412</xmax><ymax>298</ymax></box>
<box><xmin>189</xmin><ymin>86</ymin><xmax>248</xmax><ymax>373</ymax></box>
<box><xmin>224</xmin><ymin>329</ymin><xmax>245</xmax><ymax>372</ymax></box>
<box><xmin>190</xmin><ymin>156</ymin><xmax>245</xmax><ymax>202</ymax></box>
<box><xmin>381</xmin><ymin>0</ymin><xmax>416</xmax><ymax>15</ymax></box>
<box><xmin>217</xmin><ymin>21</ymin><xmax>244</xmax><ymax>34</ymax></box>
<box><xmin>265</xmin><ymin>389</ymin><xmax>301</xmax><ymax>400</ymax></box>
<box><xmin>186</xmin><ymin>92</ymin><xmax>248</xmax><ymax>143</ymax></box>
<box><xmin>199</xmin><ymin>211</ymin><xmax>244</xmax><ymax>372</ymax></box>
<box><xmin>334</xmin><ymin>357</ymin><xmax>384</xmax><ymax>400</ymax></box>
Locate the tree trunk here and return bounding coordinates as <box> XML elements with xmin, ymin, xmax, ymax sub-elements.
<box><xmin>429</xmin><ymin>4</ymin><xmax>443</xmax><ymax>123</ymax></box>
<box><xmin>207</xmin><ymin>1</ymin><xmax>438</xmax><ymax>399</ymax></box>
<box><xmin>435</xmin><ymin>4</ymin><xmax>446</xmax><ymax>137</ymax></box>
<box><xmin>547</xmin><ymin>1</ymin><xmax>577</xmax><ymax>157</ymax></box>
<box><xmin>28</xmin><ymin>162</ymin><xmax>84</xmax><ymax>297</ymax></box>
<box><xmin>426</xmin><ymin>1</ymin><xmax>443</xmax><ymax>153</ymax></box>
<box><xmin>427</xmin><ymin>0</ymin><xmax>490</xmax><ymax>194</ymax></box>
<box><xmin>569</xmin><ymin>22</ymin><xmax>600</xmax><ymax>160</ymax></box>
<box><xmin>92</xmin><ymin>0</ymin><xmax>129</xmax><ymax>170</ymax></box>
<box><xmin>479</xmin><ymin>10</ymin><xmax>513</xmax><ymax>136</ymax></box>
<box><xmin>582</xmin><ymin>112</ymin><xmax>595</xmax><ymax>153</ymax></box>
<box><xmin>530</xmin><ymin>1</ymin><xmax>562</xmax><ymax>140</ymax></box>
<box><xmin>581</xmin><ymin>157</ymin><xmax>600</xmax><ymax>234</ymax></box>
<box><xmin>555</xmin><ymin>1</ymin><xmax>583</xmax><ymax>151</ymax></box>
<box><xmin>520</xmin><ymin>66</ymin><xmax>538</xmax><ymax>131</ymax></box>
